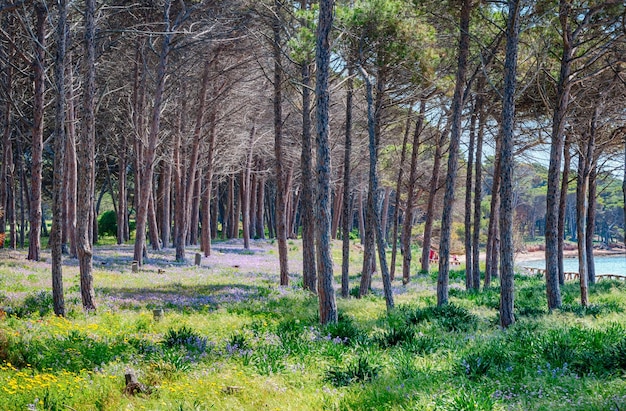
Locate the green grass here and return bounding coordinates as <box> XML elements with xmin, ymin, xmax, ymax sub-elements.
<box><xmin>0</xmin><ymin>240</ymin><xmax>626</xmax><ymax>410</ymax></box>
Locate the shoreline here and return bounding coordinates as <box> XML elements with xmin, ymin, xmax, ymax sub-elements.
<box><xmin>515</xmin><ymin>249</ymin><xmax>626</xmax><ymax>264</ymax></box>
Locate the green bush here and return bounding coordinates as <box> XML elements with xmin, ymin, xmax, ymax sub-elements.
<box><xmin>325</xmin><ymin>352</ymin><xmax>381</xmax><ymax>386</ymax></box>
<box><xmin>97</xmin><ymin>210</ymin><xmax>117</xmax><ymax>237</ymax></box>
<box><xmin>402</xmin><ymin>303</ymin><xmax>478</xmax><ymax>332</ymax></box>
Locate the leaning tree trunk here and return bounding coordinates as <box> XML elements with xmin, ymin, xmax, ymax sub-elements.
<box><xmin>50</xmin><ymin>0</ymin><xmax>67</xmax><ymax>317</ymax></box>
<box><xmin>78</xmin><ymin>0</ymin><xmax>97</xmax><ymax>310</ymax></box>
<box><xmin>498</xmin><ymin>0</ymin><xmax>521</xmax><ymax>328</ymax></box>
<box><xmin>401</xmin><ymin>99</ymin><xmax>426</xmax><ymax>284</ymax></box>
<box><xmin>437</xmin><ymin>0</ymin><xmax>472</xmax><ymax>306</ymax></box>
<box><xmin>557</xmin><ymin>137</ymin><xmax>571</xmax><ymax>286</ymax></box>
<box><xmin>341</xmin><ymin>64</ymin><xmax>354</xmax><ymax>298</ymax></box>
<box><xmin>28</xmin><ymin>3</ymin><xmax>47</xmax><ymax>262</ymax></box>
<box><xmin>301</xmin><ymin>59</ymin><xmax>317</xmax><ymax>292</ymax></box>
<box><xmin>273</xmin><ymin>0</ymin><xmax>289</xmax><ymax>285</ymax></box>
<box><xmin>315</xmin><ymin>0</ymin><xmax>338</xmax><ymax>324</ymax></box>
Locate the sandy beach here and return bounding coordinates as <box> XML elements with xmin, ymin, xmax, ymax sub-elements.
<box><xmin>514</xmin><ymin>249</ymin><xmax>626</xmax><ymax>264</ymax></box>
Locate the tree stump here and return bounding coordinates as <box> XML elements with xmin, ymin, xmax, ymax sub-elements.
<box><xmin>194</xmin><ymin>253</ymin><xmax>201</xmax><ymax>266</ymax></box>
<box><xmin>131</xmin><ymin>261</ymin><xmax>138</xmax><ymax>273</ymax></box>
<box><xmin>124</xmin><ymin>371</ymin><xmax>147</xmax><ymax>395</ymax></box>
<box><xmin>153</xmin><ymin>308</ymin><xmax>164</xmax><ymax>321</ymax></box>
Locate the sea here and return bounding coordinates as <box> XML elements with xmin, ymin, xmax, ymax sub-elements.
<box><xmin>519</xmin><ymin>255</ymin><xmax>626</xmax><ymax>276</ymax></box>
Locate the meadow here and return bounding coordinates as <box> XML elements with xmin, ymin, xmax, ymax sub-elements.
<box><xmin>1</xmin><ymin>239</ymin><xmax>626</xmax><ymax>410</ymax></box>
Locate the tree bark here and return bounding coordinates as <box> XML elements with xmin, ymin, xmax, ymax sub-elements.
<box><xmin>587</xmin><ymin>164</ymin><xmax>597</xmax><ymax>284</ymax></box>
<box><xmin>315</xmin><ymin>0</ymin><xmax>338</xmax><ymax>324</ymax></box>
<box><xmin>498</xmin><ymin>0</ymin><xmax>522</xmax><ymax>328</ymax></box>
<box><xmin>256</xmin><ymin>170</ymin><xmax>265</xmax><ymax>240</ymax></box>
<box><xmin>273</xmin><ymin>0</ymin><xmax>289</xmax><ymax>286</ymax></box>
<box><xmin>558</xmin><ymin>137</ymin><xmax>571</xmax><ymax>285</ymax></box>
<box><xmin>51</xmin><ymin>0</ymin><xmax>67</xmax><ymax>317</ymax></box>
<box><xmin>390</xmin><ymin>103</ymin><xmax>414</xmax><ymax>281</ymax></box>
<box><xmin>300</xmin><ymin>58</ymin><xmax>317</xmax><ymax>292</ymax></box>
<box><xmin>133</xmin><ymin>0</ymin><xmax>173</xmax><ymax>265</ymax></box>
<box><xmin>420</xmin><ymin>128</ymin><xmax>445</xmax><ymax>273</ymax></box>
<box><xmin>341</xmin><ymin>65</ymin><xmax>354</xmax><ymax>298</ymax></box>
<box><xmin>545</xmin><ymin>0</ymin><xmax>575</xmax><ymax>310</ymax></box>
<box><xmin>471</xmin><ymin>93</ymin><xmax>485</xmax><ymax>290</ymax></box>
<box><xmin>437</xmin><ymin>0</ymin><xmax>472</xmax><ymax>306</ymax></box>
<box><xmin>485</xmin><ymin>135</ymin><xmax>502</xmax><ymax>288</ymax></box>
<box><xmin>201</xmin><ymin>110</ymin><xmax>217</xmax><ymax>257</ymax></box>
<box><xmin>160</xmin><ymin>159</ymin><xmax>172</xmax><ymax>248</ymax></box>
<box><xmin>78</xmin><ymin>0</ymin><xmax>97</xmax><ymax>310</ymax></box>
<box><xmin>402</xmin><ymin>99</ymin><xmax>426</xmax><ymax>284</ymax></box>
<box><xmin>464</xmin><ymin>99</ymin><xmax>476</xmax><ymax>290</ymax></box>
<box><xmin>242</xmin><ymin>125</ymin><xmax>255</xmax><ymax>250</ymax></box>
<box><xmin>359</xmin><ymin>67</ymin><xmax>394</xmax><ymax>311</ymax></box>
<box><xmin>0</xmin><ymin>15</ymin><xmax>15</xmax><ymax>250</ymax></box>
<box><xmin>28</xmin><ymin>3</ymin><xmax>47</xmax><ymax>262</ymax></box>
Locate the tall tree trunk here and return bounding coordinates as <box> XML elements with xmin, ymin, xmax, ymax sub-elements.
<box><xmin>301</xmin><ymin>59</ymin><xmax>317</xmax><ymax>292</ymax></box>
<box><xmin>133</xmin><ymin>0</ymin><xmax>172</xmax><ymax>265</ymax></box>
<box><xmin>420</xmin><ymin>129</ymin><xmax>445</xmax><ymax>273</ymax></box>
<box><xmin>256</xmin><ymin>170</ymin><xmax>265</xmax><ymax>239</ymax></box>
<box><xmin>242</xmin><ymin>125</ymin><xmax>255</xmax><ymax>250</ymax></box>
<box><xmin>28</xmin><ymin>3</ymin><xmax>47</xmax><ymax>262</ymax></box>
<box><xmin>116</xmin><ymin>138</ymin><xmax>127</xmax><ymax>245</ymax></box>
<box><xmin>558</xmin><ymin>137</ymin><xmax>571</xmax><ymax>285</ymax></box>
<box><xmin>358</xmin><ymin>189</ymin><xmax>365</xmax><ymax>243</ymax></box>
<box><xmin>485</xmin><ymin>134</ymin><xmax>502</xmax><ymax>287</ymax></box>
<box><xmin>273</xmin><ymin>0</ymin><xmax>289</xmax><ymax>286</ymax></box>
<box><xmin>341</xmin><ymin>64</ymin><xmax>353</xmax><ymax>298</ymax></box>
<box><xmin>402</xmin><ymin>99</ymin><xmax>426</xmax><ymax>284</ymax></box>
<box><xmin>498</xmin><ymin>0</ymin><xmax>521</xmax><ymax>328</ymax></box>
<box><xmin>471</xmin><ymin>91</ymin><xmax>485</xmax><ymax>290</ymax></box>
<box><xmin>148</xmin><ymin>190</ymin><xmax>160</xmax><ymax>250</ymax></box>
<box><xmin>160</xmin><ymin>159</ymin><xmax>172</xmax><ymax>247</ymax></box>
<box><xmin>464</xmin><ymin>99</ymin><xmax>476</xmax><ymax>290</ymax></box>
<box><xmin>359</xmin><ymin>68</ymin><xmax>394</xmax><ymax>311</ymax></box>
<box><xmin>189</xmin><ymin>171</ymin><xmax>201</xmax><ymax>244</ymax></box>
<box><xmin>576</xmin><ymin>148</ymin><xmax>589</xmax><ymax>307</ymax></box>
<box><xmin>545</xmin><ymin>0</ymin><xmax>575</xmax><ymax>310</ymax></box>
<box><xmin>78</xmin><ymin>0</ymin><xmax>97</xmax><ymax>310</ymax></box>
<box><xmin>380</xmin><ymin>187</ymin><xmax>391</xmax><ymax>244</ymax></box>
<box><xmin>437</xmin><ymin>0</ymin><xmax>472</xmax><ymax>306</ymax></box>
<box><xmin>65</xmin><ymin>55</ymin><xmax>77</xmax><ymax>256</ymax></box>
<box><xmin>51</xmin><ymin>0</ymin><xmax>67</xmax><ymax>316</ymax></box>
<box><xmin>315</xmin><ymin>0</ymin><xmax>338</xmax><ymax>324</ymax></box>
<box><xmin>201</xmin><ymin>111</ymin><xmax>217</xmax><ymax>257</ymax></box>
<box><xmin>0</xmin><ymin>15</ymin><xmax>15</xmax><ymax>250</ymax></box>
<box><xmin>389</xmin><ymin>103</ymin><xmax>414</xmax><ymax>281</ymax></box>
<box><xmin>587</xmin><ymin>164</ymin><xmax>597</xmax><ymax>284</ymax></box>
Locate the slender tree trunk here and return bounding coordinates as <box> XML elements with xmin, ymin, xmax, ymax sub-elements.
<box><xmin>358</xmin><ymin>190</ymin><xmax>365</xmax><ymax>243</ymax></box>
<box><xmin>341</xmin><ymin>65</ymin><xmax>353</xmax><ymax>297</ymax></box>
<box><xmin>402</xmin><ymin>99</ymin><xmax>426</xmax><ymax>284</ymax></box>
<box><xmin>471</xmin><ymin>92</ymin><xmax>485</xmax><ymax>290</ymax></box>
<box><xmin>78</xmin><ymin>0</ymin><xmax>97</xmax><ymax>310</ymax></box>
<box><xmin>359</xmin><ymin>68</ymin><xmax>394</xmax><ymax>311</ymax></box>
<box><xmin>498</xmin><ymin>0</ymin><xmax>521</xmax><ymax>328</ymax></box>
<box><xmin>420</xmin><ymin>129</ymin><xmax>445</xmax><ymax>272</ymax></box>
<box><xmin>201</xmin><ymin>111</ymin><xmax>217</xmax><ymax>257</ymax></box>
<box><xmin>558</xmin><ymin>137</ymin><xmax>571</xmax><ymax>285</ymax></box>
<box><xmin>300</xmin><ymin>59</ymin><xmax>317</xmax><ymax>292</ymax></box>
<box><xmin>0</xmin><ymin>15</ymin><xmax>15</xmax><ymax>250</ymax></box>
<box><xmin>256</xmin><ymin>172</ymin><xmax>265</xmax><ymax>239</ymax></box>
<box><xmin>148</xmin><ymin>190</ymin><xmax>160</xmax><ymax>250</ymax></box>
<box><xmin>576</xmin><ymin>148</ymin><xmax>589</xmax><ymax>307</ymax></box>
<box><xmin>587</xmin><ymin>164</ymin><xmax>597</xmax><ymax>284</ymax></box>
<box><xmin>133</xmin><ymin>0</ymin><xmax>173</xmax><ymax>265</ymax></box>
<box><xmin>160</xmin><ymin>159</ymin><xmax>172</xmax><ymax>247</ymax></box>
<box><xmin>51</xmin><ymin>0</ymin><xmax>67</xmax><ymax>316</ymax></box>
<box><xmin>464</xmin><ymin>100</ymin><xmax>476</xmax><ymax>290</ymax></box>
<box><xmin>273</xmin><ymin>0</ymin><xmax>289</xmax><ymax>286</ymax></box>
<box><xmin>437</xmin><ymin>0</ymin><xmax>472</xmax><ymax>307</ymax></box>
<box><xmin>28</xmin><ymin>3</ymin><xmax>47</xmax><ymax>262</ymax></box>
<box><xmin>242</xmin><ymin>125</ymin><xmax>255</xmax><ymax>250</ymax></box>
<box><xmin>390</xmin><ymin>103</ymin><xmax>414</xmax><ymax>281</ymax></box>
<box><xmin>485</xmin><ymin>135</ymin><xmax>502</xmax><ymax>288</ymax></box>
<box><xmin>315</xmin><ymin>0</ymin><xmax>338</xmax><ymax>324</ymax></box>
<box><xmin>189</xmin><ymin>171</ymin><xmax>201</xmax><ymax>244</ymax></box>
<box><xmin>545</xmin><ymin>0</ymin><xmax>575</xmax><ymax>310</ymax></box>
<box><xmin>380</xmin><ymin>187</ymin><xmax>391</xmax><ymax>243</ymax></box>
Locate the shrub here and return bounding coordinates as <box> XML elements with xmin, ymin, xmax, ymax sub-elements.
<box><xmin>97</xmin><ymin>210</ymin><xmax>117</xmax><ymax>237</ymax></box>
<box><xmin>10</xmin><ymin>290</ymin><xmax>54</xmax><ymax>318</ymax></box>
<box><xmin>324</xmin><ymin>314</ymin><xmax>367</xmax><ymax>345</ymax></box>
<box><xmin>403</xmin><ymin>304</ymin><xmax>478</xmax><ymax>332</ymax></box>
<box><xmin>325</xmin><ymin>352</ymin><xmax>381</xmax><ymax>386</ymax></box>
<box><xmin>163</xmin><ymin>326</ymin><xmax>210</xmax><ymax>355</ymax></box>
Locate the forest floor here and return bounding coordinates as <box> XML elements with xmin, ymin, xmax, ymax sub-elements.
<box><xmin>1</xmin><ymin>238</ymin><xmax>626</xmax><ymax>410</ymax></box>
